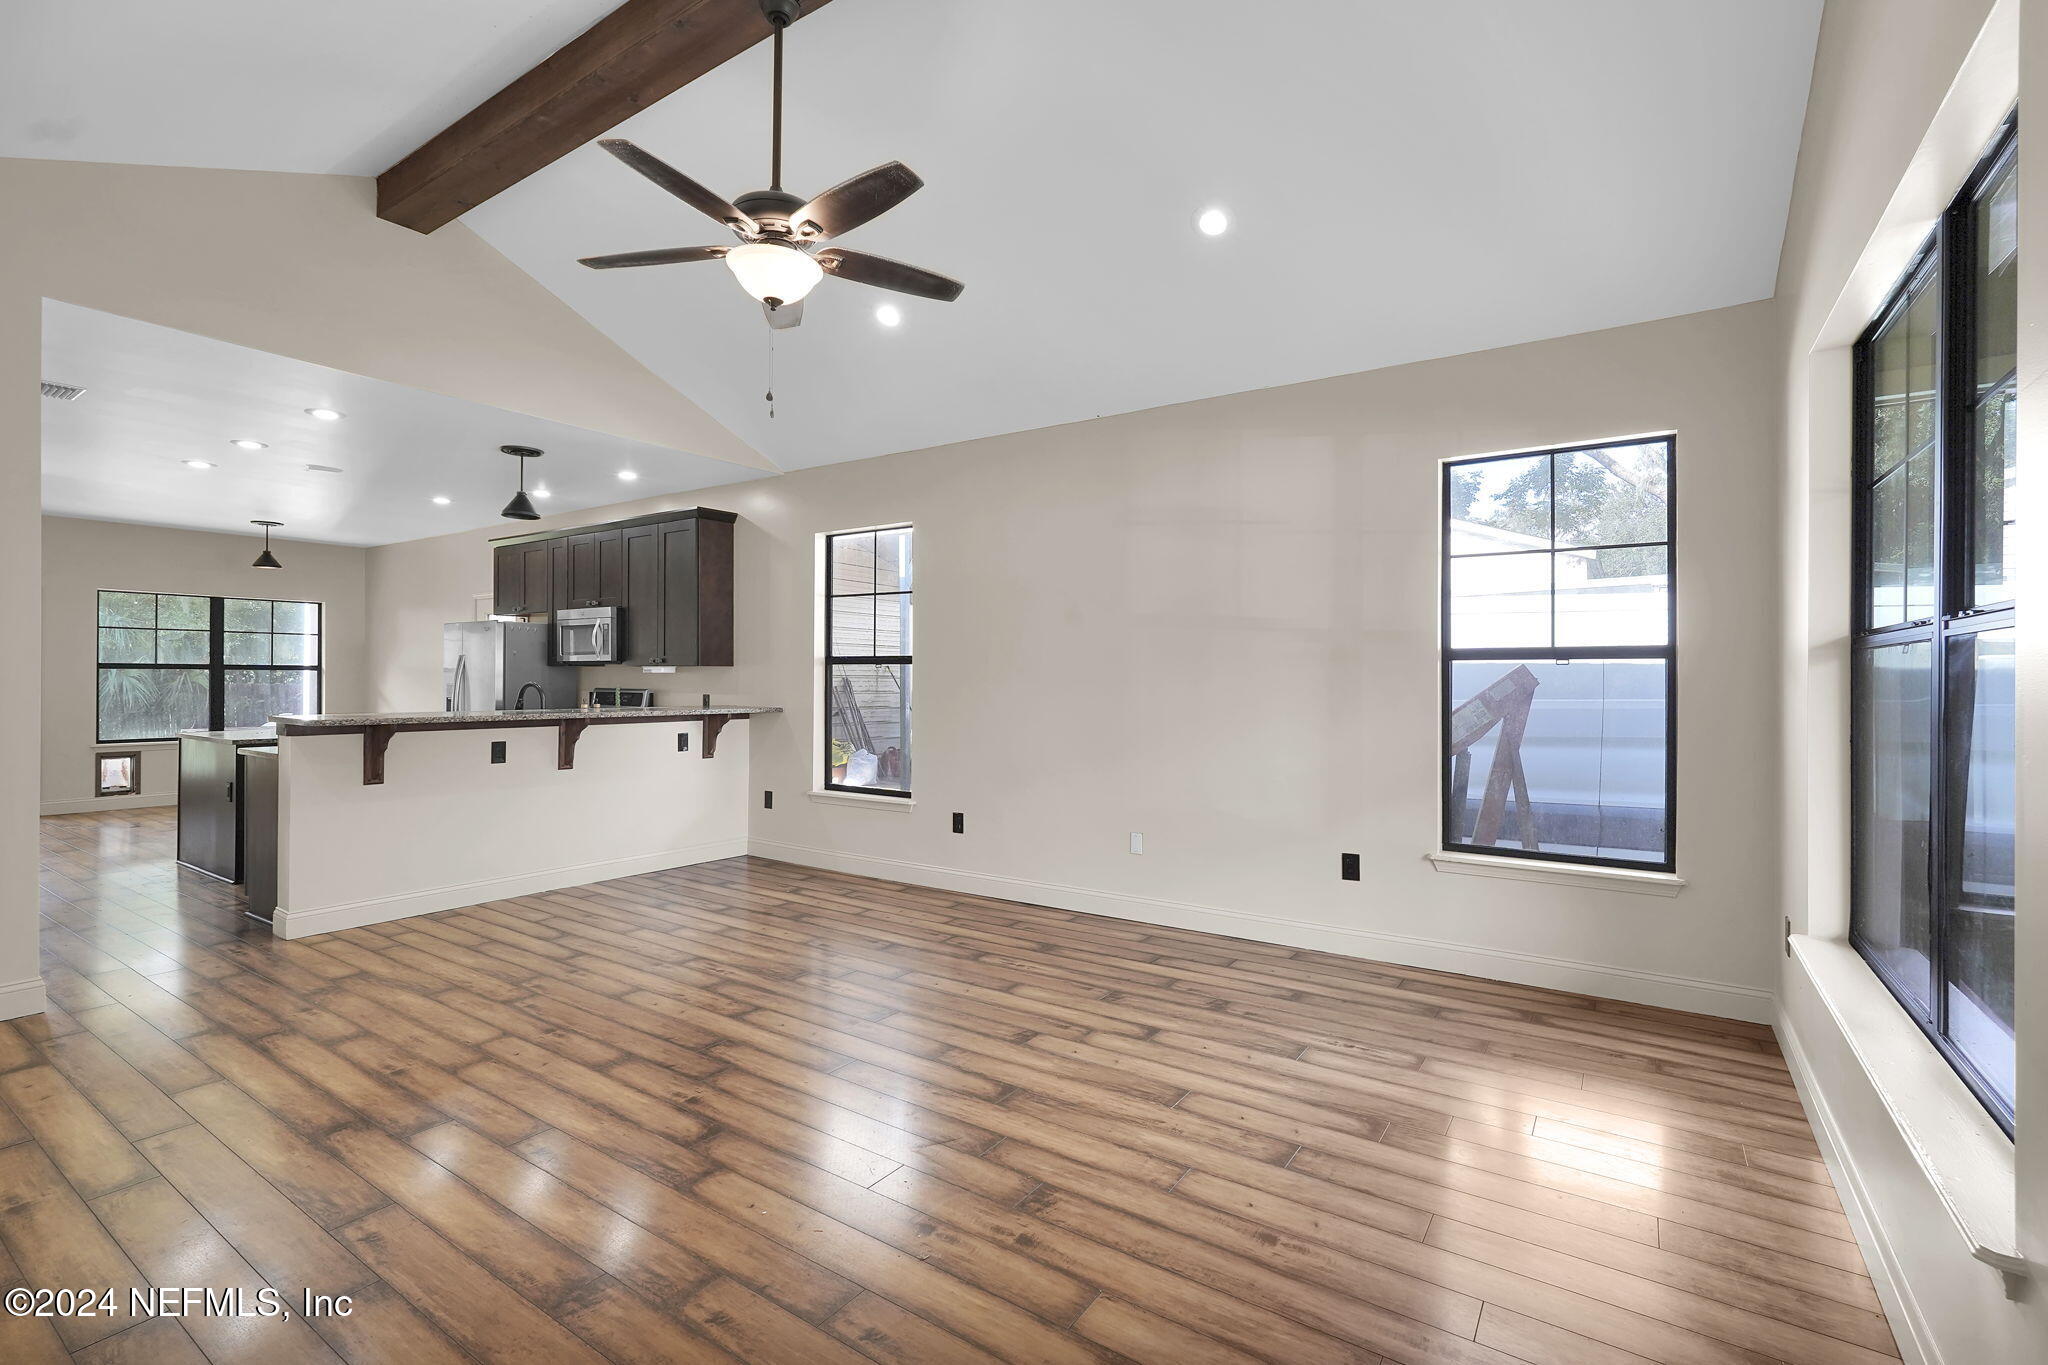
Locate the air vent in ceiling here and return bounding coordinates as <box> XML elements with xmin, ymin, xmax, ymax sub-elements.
<box><xmin>40</xmin><ymin>381</ymin><xmax>86</xmax><ymax>401</ymax></box>
<box><xmin>304</xmin><ymin>464</ymin><xmax>345</xmax><ymax>474</ymax></box>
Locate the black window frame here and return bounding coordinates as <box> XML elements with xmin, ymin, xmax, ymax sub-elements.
<box><xmin>1849</xmin><ymin>116</ymin><xmax>2017</xmax><ymax>1135</ymax></box>
<box><xmin>1439</xmin><ymin>436</ymin><xmax>1679</xmax><ymax>874</ymax></box>
<box><xmin>94</xmin><ymin>590</ymin><xmax>324</xmax><ymax>743</ymax></box>
<box><xmin>822</xmin><ymin>527</ymin><xmax>913</xmax><ymax>798</ymax></box>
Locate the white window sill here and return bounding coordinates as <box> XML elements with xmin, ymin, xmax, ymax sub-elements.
<box><xmin>807</xmin><ymin>789</ymin><xmax>915</xmax><ymax>811</ymax></box>
<box><xmin>1426</xmin><ymin>850</ymin><xmax>1685</xmax><ymax>897</ymax></box>
<box><xmin>1789</xmin><ymin>934</ymin><xmax>2022</xmax><ymax>1276</ymax></box>
<box><xmin>95</xmin><ymin>740</ymin><xmax>177</xmax><ymax>751</ymax></box>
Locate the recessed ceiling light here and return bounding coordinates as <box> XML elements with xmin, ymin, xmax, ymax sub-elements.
<box><xmin>305</xmin><ymin>408</ymin><xmax>344</xmax><ymax>421</ymax></box>
<box><xmin>617</xmin><ymin>470</ymin><xmax>639</xmax><ymax>482</ymax></box>
<box><xmin>431</xmin><ymin>496</ymin><xmax>451</xmax><ymax>506</ymax></box>
<box><xmin>230</xmin><ymin>439</ymin><xmax>268</xmax><ymax>450</ymax></box>
<box><xmin>183</xmin><ymin>459</ymin><xmax>215</xmax><ymax>469</ymax></box>
<box><xmin>875</xmin><ymin>304</ymin><xmax>902</xmax><ymax>327</ymax></box>
<box><xmin>1196</xmin><ymin>207</ymin><xmax>1229</xmax><ymax>237</ymax></box>
<box><xmin>532</xmin><ymin>487</ymin><xmax>553</xmax><ymax>499</ymax></box>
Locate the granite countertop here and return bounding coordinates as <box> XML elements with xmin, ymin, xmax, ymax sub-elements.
<box><xmin>270</xmin><ymin>706</ymin><xmax>781</xmax><ymax>730</ymax></box>
<box><xmin>177</xmin><ymin>725</ymin><xmax>279</xmax><ymax>743</ymax></box>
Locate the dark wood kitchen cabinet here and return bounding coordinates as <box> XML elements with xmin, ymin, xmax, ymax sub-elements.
<box><xmin>487</xmin><ymin>507</ymin><xmax>735</xmax><ymax>665</ymax></box>
<box><xmin>491</xmin><ymin>541</ymin><xmax>549</xmax><ymax>615</ymax></box>
<box><xmin>660</xmin><ymin>515</ymin><xmax>734</xmax><ymax>666</ymax></box>
<box><xmin>622</xmin><ymin>521</ymin><xmax>663</xmax><ymax>659</ymax></box>
<box><xmin>617</xmin><ymin>515</ymin><xmax>733</xmax><ymax>665</ymax></box>
<box><xmin>176</xmin><ymin>730</ymin><xmax>277</xmax><ymax>884</ymax></box>
<box><xmin>562</xmin><ymin>529</ymin><xmax>626</xmax><ymax>609</ymax></box>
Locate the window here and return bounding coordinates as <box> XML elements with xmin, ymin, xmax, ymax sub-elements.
<box><xmin>1441</xmin><ymin>437</ymin><xmax>1675</xmax><ymax>871</ymax></box>
<box><xmin>95</xmin><ymin>752</ymin><xmax>141</xmax><ymax>797</ymax></box>
<box><xmin>823</xmin><ymin>527</ymin><xmax>912</xmax><ymax>796</ymax></box>
<box><xmin>96</xmin><ymin>591</ymin><xmax>322</xmax><ymax>742</ymax></box>
<box><xmin>1851</xmin><ymin>118</ymin><xmax>2016</xmax><ymax>1131</ymax></box>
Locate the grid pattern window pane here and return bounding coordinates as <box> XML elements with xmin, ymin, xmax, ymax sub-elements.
<box><xmin>1441</xmin><ymin>438</ymin><xmax>1674</xmax><ymax>872</ymax></box>
<box><xmin>824</xmin><ymin>528</ymin><xmax>912</xmax><ymax>796</ymax></box>
<box><xmin>1849</xmin><ymin>120</ymin><xmax>2016</xmax><ymax>1132</ymax></box>
<box><xmin>95</xmin><ymin>591</ymin><xmax>322</xmax><ymax>742</ymax></box>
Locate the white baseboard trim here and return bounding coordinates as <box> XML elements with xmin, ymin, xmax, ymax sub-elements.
<box><xmin>1776</xmin><ymin>1005</ymin><xmax>1937</xmax><ymax>1365</ymax></box>
<box><xmin>40</xmin><ymin>794</ymin><xmax>174</xmax><ymax>816</ymax></box>
<box><xmin>0</xmin><ymin>975</ymin><xmax>47</xmax><ymax>1022</ymax></box>
<box><xmin>746</xmin><ymin>839</ymin><xmax>1776</xmax><ymax>1023</ymax></box>
<box><xmin>273</xmin><ymin>836</ymin><xmax>751</xmax><ymax>940</ymax></box>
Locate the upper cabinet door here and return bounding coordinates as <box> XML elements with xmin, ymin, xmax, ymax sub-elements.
<box><xmin>594</xmin><ymin>529</ymin><xmax>628</xmax><ymax>608</ymax></box>
<box><xmin>549</xmin><ymin>538</ymin><xmax>570</xmax><ymax>612</ymax></box>
<box><xmin>492</xmin><ymin>544</ymin><xmax>527</xmax><ymax>615</ymax></box>
<box><xmin>622</xmin><ymin>523</ymin><xmax>664</xmax><ymax>663</ymax></box>
<box><xmin>695</xmin><ymin>517</ymin><xmax>735</xmax><ymax>666</ymax></box>
<box><xmin>566</xmin><ymin>533</ymin><xmax>601</xmax><ymax>606</ymax></box>
<box><xmin>519</xmin><ymin>544</ymin><xmax>550</xmax><ymax>617</ymax></box>
<box><xmin>657</xmin><ymin>520</ymin><xmax>698</xmax><ymax>666</ymax></box>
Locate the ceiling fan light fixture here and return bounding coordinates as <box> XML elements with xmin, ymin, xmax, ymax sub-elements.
<box><xmin>724</xmin><ymin>241</ymin><xmax>823</xmax><ymax>307</ymax></box>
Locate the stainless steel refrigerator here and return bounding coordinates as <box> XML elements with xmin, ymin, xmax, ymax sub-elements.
<box><xmin>443</xmin><ymin>621</ymin><xmax>577</xmax><ymax>712</ymax></box>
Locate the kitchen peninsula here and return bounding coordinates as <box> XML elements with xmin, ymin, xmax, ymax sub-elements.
<box><xmin>258</xmin><ymin>704</ymin><xmax>778</xmax><ymax>938</ymax></box>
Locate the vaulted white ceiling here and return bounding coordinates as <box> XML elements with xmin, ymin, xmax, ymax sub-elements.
<box><xmin>466</xmin><ymin>0</ymin><xmax>1824</xmax><ymax>467</ymax></box>
<box><xmin>9</xmin><ymin>0</ymin><xmax>1823</xmax><ymax>521</ymax></box>
<box><xmin>40</xmin><ymin>303</ymin><xmax>758</xmax><ymax>546</ymax></box>
<box><xmin>2</xmin><ymin>1</ymin><xmax>620</xmax><ymax>174</ymax></box>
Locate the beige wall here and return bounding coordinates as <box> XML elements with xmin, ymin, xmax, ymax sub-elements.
<box><xmin>367</xmin><ymin>297</ymin><xmax>1786</xmax><ymax>1021</ymax></box>
<box><xmin>0</xmin><ymin>156</ymin><xmax>763</xmax><ymax>1017</ymax></box>
<box><xmin>40</xmin><ymin>516</ymin><xmax>368</xmax><ymax>812</ymax></box>
<box><xmin>1773</xmin><ymin>0</ymin><xmax>2046</xmax><ymax>1357</ymax></box>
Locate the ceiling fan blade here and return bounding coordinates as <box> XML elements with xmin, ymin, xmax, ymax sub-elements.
<box><xmin>816</xmin><ymin>248</ymin><xmax>964</xmax><ymax>302</ymax></box>
<box><xmin>763</xmin><ymin>299</ymin><xmax>805</xmax><ymax>330</ymax></box>
<box><xmin>578</xmin><ymin>245</ymin><xmax>730</xmax><ymax>269</ymax></box>
<box><xmin>598</xmin><ymin>139</ymin><xmax>757</xmax><ymax>234</ymax></box>
<box><xmin>791</xmin><ymin>162</ymin><xmax>924</xmax><ymax>240</ymax></box>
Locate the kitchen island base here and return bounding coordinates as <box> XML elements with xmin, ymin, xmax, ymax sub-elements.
<box><xmin>270</xmin><ymin>711</ymin><xmax>768</xmax><ymax>939</ymax></box>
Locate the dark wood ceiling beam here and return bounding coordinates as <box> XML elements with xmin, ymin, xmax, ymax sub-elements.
<box><xmin>377</xmin><ymin>0</ymin><xmax>835</xmax><ymax>234</ymax></box>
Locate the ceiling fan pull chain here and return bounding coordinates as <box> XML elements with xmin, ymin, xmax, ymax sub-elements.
<box><xmin>766</xmin><ymin>331</ymin><xmax>777</xmax><ymax>419</ymax></box>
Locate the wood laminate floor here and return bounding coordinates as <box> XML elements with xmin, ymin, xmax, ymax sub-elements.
<box><xmin>4</xmin><ymin>807</ymin><xmax>1893</xmax><ymax>1365</ymax></box>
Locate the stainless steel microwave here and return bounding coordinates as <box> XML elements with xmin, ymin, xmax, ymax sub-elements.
<box><xmin>554</xmin><ymin>606</ymin><xmax>622</xmax><ymax>664</ymax></box>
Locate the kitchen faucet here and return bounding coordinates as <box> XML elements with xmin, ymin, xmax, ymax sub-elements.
<box><xmin>514</xmin><ymin>681</ymin><xmax>546</xmax><ymax>711</ymax></box>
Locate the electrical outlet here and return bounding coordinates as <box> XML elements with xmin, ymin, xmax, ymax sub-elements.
<box><xmin>677</xmin><ymin>732</ymin><xmax>690</xmax><ymax>752</ymax></box>
<box><xmin>764</xmin><ymin>790</ymin><xmax>774</xmax><ymax>810</ymax></box>
<box><xmin>1129</xmin><ymin>832</ymin><xmax>1144</xmax><ymax>855</ymax></box>
<box><xmin>490</xmin><ymin>741</ymin><xmax>506</xmax><ymax>764</ymax></box>
<box><xmin>951</xmin><ymin>812</ymin><xmax>965</xmax><ymax>834</ymax></box>
<box><xmin>1341</xmin><ymin>852</ymin><xmax>1360</xmax><ymax>881</ymax></box>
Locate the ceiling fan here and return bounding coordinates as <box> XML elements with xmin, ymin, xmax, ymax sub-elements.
<box><xmin>575</xmin><ymin>0</ymin><xmax>963</xmax><ymax>330</ymax></box>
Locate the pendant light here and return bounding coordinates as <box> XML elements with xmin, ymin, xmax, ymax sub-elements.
<box><xmin>250</xmin><ymin>520</ymin><xmax>284</xmax><ymax>569</ymax></box>
<box><xmin>500</xmin><ymin>445</ymin><xmax>543</xmax><ymax>521</ymax></box>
